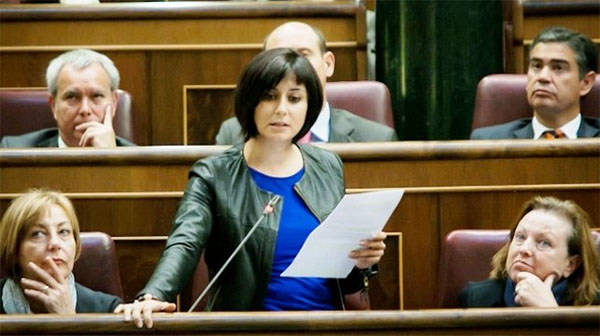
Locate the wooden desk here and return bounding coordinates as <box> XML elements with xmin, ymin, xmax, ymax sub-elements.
<box><xmin>1</xmin><ymin>308</ymin><xmax>598</xmax><ymax>335</ymax></box>
<box><xmin>1</xmin><ymin>140</ymin><xmax>599</xmax><ymax>309</ymax></box>
<box><xmin>0</xmin><ymin>1</ymin><xmax>367</xmax><ymax>145</ymax></box>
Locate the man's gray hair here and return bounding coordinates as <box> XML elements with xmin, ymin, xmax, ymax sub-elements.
<box><xmin>531</xmin><ymin>26</ymin><xmax>597</xmax><ymax>79</ymax></box>
<box><xmin>46</xmin><ymin>49</ymin><xmax>120</xmax><ymax>97</ymax></box>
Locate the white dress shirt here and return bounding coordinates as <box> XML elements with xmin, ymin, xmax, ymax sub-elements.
<box><xmin>309</xmin><ymin>102</ymin><xmax>331</xmax><ymax>142</ymax></box>
<box><xmin>532</xmin><ymin>114</ymin><xmax>581</xmax><ymax>139</ymax></box>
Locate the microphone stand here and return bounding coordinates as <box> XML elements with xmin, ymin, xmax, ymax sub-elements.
<box><xmin>188</xmin><ymin>195</ymin><xmax>281</xmax><ymax>312</ymax></box>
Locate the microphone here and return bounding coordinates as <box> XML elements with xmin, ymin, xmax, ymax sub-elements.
<box><xmin>188</xmin><ymin>194</ymin><xmax>281</xmax><ymax>312</ymax></box>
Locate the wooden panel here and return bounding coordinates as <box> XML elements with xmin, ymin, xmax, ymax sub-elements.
<box><xmin>1</xmin><ymin>308</ymin><xmax>598</xmax><ymax>336</ymax></box>
<box><xmin>76</xmin><ymin>198</ymin><xmax>178</xmax><ymax>236</ymax></box>
<box><xmin>184</xmin><ymin>86</ymin><xmax>235</xmax><ymax>145</ymax></box>
<box><xmin>370</xmin><ymin>233</ymin><xmax>402</xmax><ymax>310</ymax></box>
<box><xmin>0</xmin><ymin>197</ymin><xmax>179</xmax><ymax>236</ymax></box>
<box><xmin>3</xmin><ymin>187</ymin><xmax>591</xmax><ymax>308</ymax></box>
<box><xmin>521</xmin><ymin>14</ymin><xmax>600</xmax><ymax>73</ymax></box>
<box><xmin>523</xmin><ymin>15</ymin><xmax>600</xmax><ymax>41</ymax></box>
<box><xmin>153</xmin><ymin>46</ymin><xmax>358</xmax><ymax>145</ymax></box>
<box><xmin>344</xmin><ymin>156</ymin><xmax>598</xmax><ymax>188</ymax></box>
<box><xmin>1</xmin><ymin>140</ymin><xmax>599</xmax><ymax>309</ymax></box>
<box><xmin>0</xmin><ymin>18</ymin><xmax>358</xmax><ymax>47</ymax></box>
<box><xmin>439</xmin><ymin>189</ymin><xmax>600</xmax><ymax>237</ymax></box>
<box><xmin>150</xmin><ymin>50</ymin><xmax>253</xmax><ymax>144</ymax></box>
<box><xmin>114</xmin><ymin>238</ymin><xmax>166</xmax><ymax>303</ymax></box>
<box><xmin>2</xmin><ymin>154</ymin><xmax>597</xmax><ymax>192</ymax></box>
<box><xmin>0</xmin><ymin>2</ymin><xmax>366</xmax><ymax>145</ymax></box>
<box><xmin>0</xmin><ymin>52</ymin><xmax>52</xmax><ymax>87</ymax></box>
<box><xmin>385</xmin><ymin>194</ymin><xmax>439</xmax><ymax>309</ymax></box>
<box><xmin>2</xmin><ymin>187</ymin><xmax>596</xmax><ymax>309</ymax></box>
<box><xmin>509</xmin><ymin>0</ymin><xmax>600</xmax><ymax>73</ymax></box>
<box><xmin>0</xmin><ymin>165</ymin><xmax>191</xmax><ymax>193</ymax></box>
<box><xmin>108</xmin><ymin>51</ymin><xmax>151</xmax><ymax>145</ymax></box>
<box><xmin>1</xmin><ymin>140</ymin><xmax>598</xmax><ymax>190</ymax></box>
<box><xmin>181</xmin><ymin>47</ymin><xmax>358</xmax><ymax>145</ymax></box>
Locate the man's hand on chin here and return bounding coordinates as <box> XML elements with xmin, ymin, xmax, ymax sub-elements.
<box><xmin>74</xmin><ymin>105</ymin><xmax>117</xmax><ymax>148</ymax></box>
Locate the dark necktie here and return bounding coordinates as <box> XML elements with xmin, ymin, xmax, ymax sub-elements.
<box><xmin>542</xmin><ymin>129</ymin><xmax>566</xmax><ymax>139</ymax></box>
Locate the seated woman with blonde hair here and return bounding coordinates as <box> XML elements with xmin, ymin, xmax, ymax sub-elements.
<box><xmin>459</xmin><ymin>196</ymin><xmax>600</xmax><ymax>307</ymax></box>
<box><xmin>0</xmin><ymin>189</ymin><xmax>122</xmax><ymax>313</ymax></box>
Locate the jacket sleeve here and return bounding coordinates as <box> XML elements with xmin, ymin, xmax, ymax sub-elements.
<box><xmin>138</xmin><ymin>161</ymin><xmax>216</xmax><ymax>302</ymax></box>
<box><xmin>115</xmin><ymin>136</ymin><xmax>137</xmax><ymax>147</ymax></box>
<box><xmin>215</xmin><ymin>122</ymin><xmax>232</xmax><ymax>145</ymax></box>
<box><xmin>457</xmin><ymin>284</ymin><xmax>470</xmax><ymax>308</ymax></box>
<box><xmin>0</xmin><ymin>136</ymin><xmax>10</xmax><ymax>148</ymax></box>
<box><xmin>339</xmin><ymin>265</ymin><xmax>379</xmax><ymax>295</ymax></box>
<box><xmin>387</xmin><ymin>128</ymin><xmax>398</xmax><ymax>141</ymax></box>
<box><xmin>470</xmin><ymin>128</ymin><xmax>486</xmax><ymax>139</ymax></box>
<box><xmin>215</xmin><ymin>118</ymin><xmax>244</xmax><ymax>145</ymax></box>
<box><xmin>75</xmin><ymin>283</ymin><xmax>123</xmax><ymax>313</ymax></box>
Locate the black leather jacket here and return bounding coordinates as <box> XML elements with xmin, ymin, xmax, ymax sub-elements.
<box><xmin>140</xmin><ymin>144</ymin><xmax>366</xmax><ymax>310</ymax></box>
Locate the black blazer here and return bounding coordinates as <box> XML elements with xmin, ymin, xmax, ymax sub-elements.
<box><xmin>458</xmin><ymin>278</ymin><xmax>600</xmax><ymax>307</ymax></box>
<box><xmin>458</xmin><ymin>278</ymin><xmax>507</xmax><ymax>307</ymax></box>
<box><xmin>0</xmin><ymin>278</ymin><xmax>122</xmax><ymax>313</ymax></box>
<box><xmin>0</xmin><ymin>128</ymin><xmax>135</xmax><ymax>148</ymax></box>
<box><xmin>470</xmin><ymin>116</ymin><xmax>600</xmax><ymax>139</ymax></box>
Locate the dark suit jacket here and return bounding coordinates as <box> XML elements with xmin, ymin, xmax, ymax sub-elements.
<box><xmin>458</xmin><ymin>278</ymin><xmax>600</xmax><ymax>308</ymax></box>
<box><xmin>0</xmin><ymin>277</ymin><xmax>122</xmax><ymax>313</ymax></box>
<box><xmin>458</xmin><ymin>278</ymin><xmax>507</xmax><ymax>307</ymax></box>
<box><xmin>215</xmin><ymin>107</ymin><xmax>398</xmax><ymax>145</ymax></box>
<box><xmin>470</xmin><ymin>116</ymin><xmax>600</xmax><ymax>139</ymax></box>
<box><xmin>0</xmin><ymin>128</ymin><xmax>135</xmax><ymax>148</ymax></box>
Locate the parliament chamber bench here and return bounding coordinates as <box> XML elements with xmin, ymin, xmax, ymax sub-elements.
<box><xmin>1</xmin><ymin>308</ymin><xmax>598</xmax><ymax>336</ymax></box>
<box><xmin>0</xmin><ymin>140</ymin><xmax>598</xmax><ymax>310</ymax></box>
<box><xmin>0</xmin><ymin>1</ymin><xmax>367</xmax><ymax>145</ymax></box>
<box><xmin>504</xmin><ymin>0</ymin><xmax>600</xmax><ymax>73</ymax></box>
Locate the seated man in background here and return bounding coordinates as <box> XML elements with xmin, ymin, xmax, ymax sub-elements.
<box><xmin>471</xmin><ymin>26</ymin><xmax>598</xmax><ymax>139</ymax></box>
<box><xmin>459</xmin><ymin>196</ymin><xmax>599</xmax><ymax>307</ymax></box>
<box><xmin>216</xmin><ymin>21</ymin><xmax>398</xmax><ymax>144</ymax></box>
<box><xmin>0</xmin><ymin>49</ymin><xmax>134</xmax><ymax>148</ymax></box>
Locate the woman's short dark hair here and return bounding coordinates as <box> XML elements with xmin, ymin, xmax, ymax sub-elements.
<box><xmin>234</xmin><ymin>48</ymin><xmax>323</xmax><ymax>143</ymax></box>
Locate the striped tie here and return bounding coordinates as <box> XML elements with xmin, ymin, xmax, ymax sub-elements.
<box><xmin>542</xmin><ymin>129</ymin><xmax>566</xmax><ymax>139</ymax></box>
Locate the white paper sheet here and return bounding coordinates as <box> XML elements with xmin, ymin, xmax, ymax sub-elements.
<box><xmin>281</xmin><ymin>189</ymin><xmax>404</xmax><ymax>278</ymax></box>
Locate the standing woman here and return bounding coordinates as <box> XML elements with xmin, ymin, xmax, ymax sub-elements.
<box><xmin>0</xmin><ymin>189</ymin><xmax>122</xmax><ymax>314</ymax></box>
<box><xmin>117</xmin><ymin>48</ymin><xmax>386</xmax><ymax>328</ymax></box>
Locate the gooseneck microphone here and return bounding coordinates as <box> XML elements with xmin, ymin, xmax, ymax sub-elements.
<box><xmin>188</xmin><ymin>195</ymin><xmax>281</xmax><ymax>312</ymax></box>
